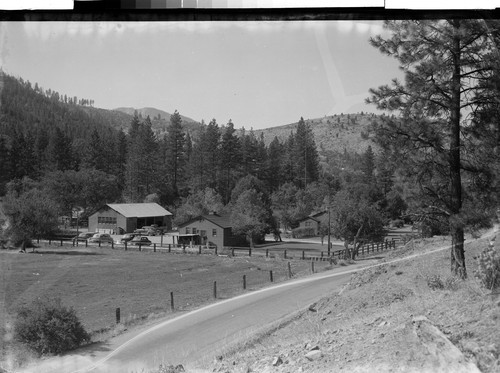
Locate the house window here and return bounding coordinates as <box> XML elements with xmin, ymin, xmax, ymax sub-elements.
<box><xmin>192</xmin><ymin>228</ymin><xmax>197</xmax><ymax>234</ymax></box>
<box><xmin>212</xmin><ymin>229</ymin><xmax>217</xmax><ymax>237</ymax></box>
<box><xmin>186</xmin><ymin>228</ymin><xmax>191</xmax><ymax>234</ymax></box>
<box><xmin>200</xmin><ymin>230</ymin><xmax>206</xmax><ymax>237</ymax></box>
<box><xmin>305</xmin><ymin>221</ymin><xmax>311</xmax><ymax>227</ymax></box>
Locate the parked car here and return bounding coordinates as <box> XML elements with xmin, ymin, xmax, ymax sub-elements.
<box><xmin>141</xmin><ymin>225</ymin><xmax>161</xmax><ymax>236</ymax></box>
<box><xmin>130</xmin><ymin>236</ymin><xmax>152</xmax><ymax>246</ymax></box>
<box><xmin>88</xmin><ymin>233</ymin><xmax>114</xmax><ymax>244</ymax></box>
<box><xmin>72</xmin><ymin>232</ymin><xmax>95</xmax><ymax>243</ymax></box>
<box><xmin>120</xmin><ymin>233</ymin><xmax>138</xmax><ymax>243</ymax></box>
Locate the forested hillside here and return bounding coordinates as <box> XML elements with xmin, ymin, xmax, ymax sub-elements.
<box><xmin>1</xmin><ymin>71</ymin><xmax>398</xmax><ymax>251</ymax></box>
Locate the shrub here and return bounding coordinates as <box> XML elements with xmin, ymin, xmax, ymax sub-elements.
<box><xmin>474</xmin><ymin>243</ymin><xmax>500</xmax><ymax>291</ymax></box>
<box><xmin>13</xmin><ymin>297</ymin><xmax>90</xmax><ymax>355</ymax></box>
<box><xmin>292</xmin><ymin>227</ymin><xmax>315</xmax><ymax>238</ymax></box>
<box><xmin>426</xmin><ymin>274</ymin><xmax>460</xmax><ymax>291</ymax></box>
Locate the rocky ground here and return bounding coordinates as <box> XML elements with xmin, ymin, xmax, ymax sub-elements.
<box><xmin>206</xmin><ymin>231</ymin><xmax>500</xmax><ymax>373</ymax></box>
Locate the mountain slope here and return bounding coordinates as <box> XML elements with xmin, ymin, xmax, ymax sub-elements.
<box><xmin>254</xmin><ymin>112</ymin><xmax>381</xmax><ymax>154</ymax></box>
<box><xmin>113</xmin><ymin>107</ymin><xmax>202</xmax><ymax>136</ymax></box>
<box><xmin>113</xmin><ymin>107</ymin><xmax>198</xmax><ymax>124</ymax></box>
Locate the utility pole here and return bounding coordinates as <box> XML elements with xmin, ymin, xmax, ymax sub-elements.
<box><xmin>327</xmin><ymin>207</ymin><xmax>331</xmax><ymax>256</ymax></box>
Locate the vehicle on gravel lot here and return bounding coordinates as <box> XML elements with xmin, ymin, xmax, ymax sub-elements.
<box><xmin>72</xmin><ymin>232</ymin><xmax>95</xmax><ymax>243</ymax></box>
<box><xmin>134</xmin><ymin>225</ymin><xmax>161</xmax><ymax>236</ymax></box>
<box><xmin>130</xmin><ymin>236</ymin><xmax>152</xmax><ymax>246</ymax></box>
<box><xmin>88</xmin><ymin>233</ymin><xmax>114</xmax><ymax>244</ymax></box>
<box><xmin>120</xmin><ymin>233</ymin><xmax>139</xmax><ymax>243</ymax></box>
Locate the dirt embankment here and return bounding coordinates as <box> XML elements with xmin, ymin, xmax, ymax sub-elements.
<box><xmin>209</xmin><ymin>232</ymin><xmax>500</xmax><ymax>373</ymax></box>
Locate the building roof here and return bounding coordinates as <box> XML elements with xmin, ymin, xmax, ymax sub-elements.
<box><xmin>178</xmin><ymin>213</ymin><xmax>232</xmax><ymax>229</ymax></box>
<box><xmin>107</xmin><ymin>203</ymin><xmax>172</xmax><ymax>218</ymax></box>
<box><xmin>299</xmin><ymin>210</ymin><xmax>328</xmax><ymax>223</ymax></box>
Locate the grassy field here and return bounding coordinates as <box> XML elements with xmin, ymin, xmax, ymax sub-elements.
<box><xmin>1</xmin><ymin>243</ymin><xmax>337</xmax><ymax>343</ymax></box>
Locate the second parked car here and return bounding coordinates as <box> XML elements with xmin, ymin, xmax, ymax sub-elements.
<box><xmin>88</xmin><ymin>233</ymin><xmax>114</xmax><ymax>244</ymax></box>
<box><xmin>130</xmin><ymin>236</ymin><xmax>152</xmax><ymax>246</ymax></box>
<box><xmin>120</xmin><ymin>233</ymin><xmax>138</xmax><ymax>243</ymax></box>
<box><xmin>72</xmin><ymin>232</ymin><xmax>95</xmax><ymax>243</ymax></box>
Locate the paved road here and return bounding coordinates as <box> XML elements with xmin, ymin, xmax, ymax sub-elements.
<box><xmin>21</xmin><ymin>260</ymin><xmax>378</xmax><ymax>373</ymax></box>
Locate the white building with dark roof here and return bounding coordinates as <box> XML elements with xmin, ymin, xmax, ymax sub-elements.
<box><xmin>88</xmin><ymin>203</ymin><xmax>172</xmax><ymax>234</ymax></box>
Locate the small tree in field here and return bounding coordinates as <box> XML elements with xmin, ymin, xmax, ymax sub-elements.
<box><xmin>231</xmin><ymin>189</ymin><xmax>270</xmax><ymax>248</ymax></box>
<box><xmin>330</xmin><ymin>189</ymin><xmax>385</xmax><ymax>260</ymax></box>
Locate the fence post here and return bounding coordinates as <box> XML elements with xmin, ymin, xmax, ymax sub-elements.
<box><xmin>183</xmin><ymin>244</ymin><xmax>186</xmax><ymax>254</ymax></box>
<box><xmin>99</xmin><ymin>241</ymin><xmax>101</xmax><ymax>248</ymax></box>
<box><xmin>311</xmin><ymin>261</ymin><xmax>315</xmax><ymax>274</ymax></box>
<box><xmin>249</xmin><ymin>248</ymin><xmax>252</xmax><ymax>257</ymax></box>
<box><xmin>266</xmin><ymin>249</ymin><xmax>269</xmax><ymax>258</ymax></box>
<box><xmin>321</xmin><ymin>251</ymin><xmax>324</xmax><ymax>259</ymax></box>
<box><xmin>112</xmin><ymin>241</ymin><xmax>114</xmax><ymax>249</ymax></box>
<box><xmin>170</xmin><ymin>292</ymin><xmax>174</xmax><ymax>311</ymax></box>
<box><xmin>302</xmin><ymin>250</ymin><xmax>305</xmax><ymax>260</ymax></box>
<box><xmin>215</xmin><ymin>246</ymin><xmax>218</xmax><ymax>256</ymax></box>
<box><xmin>284</xmin><ymin>250</ymin><xmax>287</xmax><ymax>259</ymax></box>
<box><xmin>288</xmin><ymin>262</ymin><xmax>292</xmax><ymax>279</ymax></box>
<box><xmin>37</xmin><ymin>237</ymin><xmax>40</xmax><ymax>244</ymax></box>
<box><xmin>213</xmin><ymin>281</ymin><xmax>217</xmax><ymax>299</ymax></box>
<box><xmin>232</xmin><ymin>248</ymin><xmax>235</xmax><ymax>257</ymax></box>
<box><xmin>116</xmin><ymin>307</ymin><xmax>120</xmax><ymax>324</ymax></box>
<box><xmin>85</xmin><ymin>239</ymin><xmax>88</xmax><ymax>248</ymax></box>
<box><xmin>198</xmin><ymin>245</ymin><xmax>202</xmax><ymax>255</ymax></box>
<box><xmin>269</xmin><ymin>270</ymin><xmax>274</xmax><ymax>282</ymax></box>
<box><xmin>243</xmin><ymin>275</ymin><xmax>246</xmax><ymax>290</ymax></box>
<box><xmin>154</xmin><ymin>243</ymin><xmax>156</xmax><ymax>252</ymax></box>
<box><xmin>124</xmin><ymin>241</ymin><xmax>127</xmax><ymax>251</ymax></box>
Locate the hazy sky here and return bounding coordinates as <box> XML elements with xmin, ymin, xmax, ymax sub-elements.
<box><xmin>0</xmin><ymin>21</ymin><xmax>403</xmax><ymax>129</ymax></box>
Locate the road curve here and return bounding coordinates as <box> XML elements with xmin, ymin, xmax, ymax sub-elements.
<box><xmin>85</xmin><ymin>263</ymin><xmax>372</xmax><ymax>373</ymax></box>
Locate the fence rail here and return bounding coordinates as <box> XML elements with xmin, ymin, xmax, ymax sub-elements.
<box><xmin>33</xmin><ymin>236</ymin><xmax>398</xmax><ymax>261</ymax></box>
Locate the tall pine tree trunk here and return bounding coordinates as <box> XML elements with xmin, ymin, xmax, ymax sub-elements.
<box><xmin>449</xmin><ymin>20</ymin><xmax>466</xmax><ymax>279</ymax></box>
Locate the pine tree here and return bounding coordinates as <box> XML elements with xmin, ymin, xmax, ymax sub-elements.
<box><xmin>266</xmin><ymin>136</ymin><xmax>284</xmax><ymax>192</ymax></box>
<box><xmin>367</xmin><ymin>20</ymin><xmax>500</xmax><ymax>278</ymax></box>
<box><xmin>202</xmin><ymin>119</ymin><xmax>221</xmax><ymax>190</ymax></box>
<box><xmin>361</xmin><ymin>145</ymin><xmax>375</xmax><ymax>183</ymax></box>
<box><xmin>219</xmin><ymin>120</ymin><xmax>241</xmax><ymax>204</ymax></box>
<box><xmin>0</xmin><ymin>137</ymin><xmax>11</xmax><ymax>195</ymax></box>
<box><xmin>294</xmin><ymin>117</ymin><xmax>319</xmax><ymax>188</ymax></box>
<box><xmin>165</xmin><ymin>110</ymin><xmax>186</xmax><ymax>197</ymax></box>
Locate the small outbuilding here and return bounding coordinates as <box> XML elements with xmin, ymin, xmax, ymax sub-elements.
<box><xmin>298</xmin><ymin>211</ymin><xmax>329</xmax><ymax>236</ymax></box>
<box><xmin>88</xmin><ymin>203</ymin><xmax>172</xmax><ymax>234</ymax></box>
<box><xmin>177</xmin><ymin>213</ymin><xmax>247</xmax><ymax>249</ymax></box>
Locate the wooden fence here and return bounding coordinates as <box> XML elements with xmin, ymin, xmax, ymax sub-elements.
<box><xmin>35</xmin><ymin>237</ymin><xmax>398</xmax><ymax>261</ymax></box>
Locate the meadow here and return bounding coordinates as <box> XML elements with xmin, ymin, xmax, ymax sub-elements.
<box><xmin>1</xmin><ymin>243</ymin><xmax>335</xmax><ymax>340</ymax></box>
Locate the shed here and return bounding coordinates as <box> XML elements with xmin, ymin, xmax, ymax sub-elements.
<box><xmin>88</xmin><ymin>203</ymin><xmax>172</xmax><ymax>234</ymax></box>
<box><xmin>298</xmin><ymin>211</ymin><xmax>329</xmax><ymax>235</ymax></box>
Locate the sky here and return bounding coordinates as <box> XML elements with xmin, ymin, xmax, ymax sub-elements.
<box><xmin>0</xmin><ymin>21</ymin><xmax>403</xmax><ymax>129</ymax></box>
